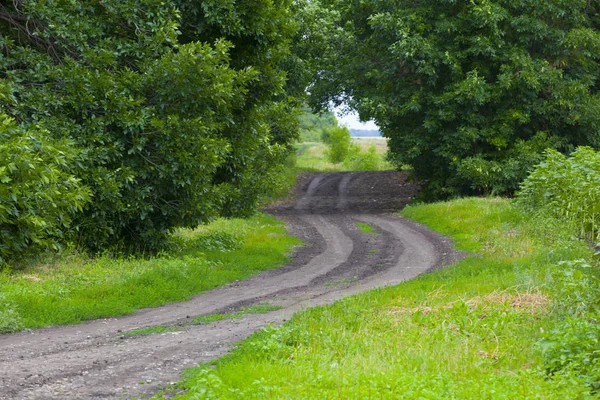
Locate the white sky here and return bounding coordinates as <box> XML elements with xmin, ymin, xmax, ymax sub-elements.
<box><xmin>334</xmin><ymin>108</ymin><xmax>379</xmax><ymax>130</ymax></box>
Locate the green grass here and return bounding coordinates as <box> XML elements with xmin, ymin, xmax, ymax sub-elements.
<box><xmin>0</xmin><ymin>214</ymin><xmax>301</xmax><ymax>333</ymax></box>
<box><xmin>191</xmin><ymin>303</ymin><xmax>283</xmax><ymax>325</ymax></box>
<box><xmin>296</xmin><ymin>139</ymin><xmax>393</xmax><ymax>172</ymax></box>
<box><xmin>157</xmin><ymin>197</ymin><xmax>596</xmax><ymax>399</ymax></box>
<box><xmin>121</xmin><ymin>325</ymin><xmax>181</xmax><ymax>337</ymax></box>
<box><xmin>355</xmin><ymin>222</ymin><xmax>380</xmax><ymax>236</ymax></box>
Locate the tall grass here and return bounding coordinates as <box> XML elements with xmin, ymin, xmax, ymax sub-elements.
<box><xmin>516</xmin><ymin>146</ymin><xmax>600</xmax><ymax>243</ymax></box>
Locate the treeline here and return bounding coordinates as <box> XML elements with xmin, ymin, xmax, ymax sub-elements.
<box><xmin>0</xmin><ymin>0</ymin><xmax>308</xmax><ymax>267</ymax></box>
<box><xmin>309</xmin><ymin>0</ymin><xmax>600</xmax><ymax>198</ymax></box>
<box><xmin>3</xmin><ymin>0</ymin><xmax>600</xmax><ymax>266</ymax></box>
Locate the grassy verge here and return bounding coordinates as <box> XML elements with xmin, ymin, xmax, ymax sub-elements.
<box><xmin>0</xmin><ymin>213</ymin><xmax>301</xmax><ymax>333</ymax></box>
<box><xmin>158</xmin><ymin>197</ymin><xmax>597</xmax><ymax>399</ymax></box>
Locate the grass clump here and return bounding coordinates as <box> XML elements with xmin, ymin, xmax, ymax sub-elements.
<box><xmin>0</xmin><ymin>214</ymin><xmax>300</xmax><ymax>332</ymax></box>
<box><xmin>355</xmin><ymin>222</ymin><xmax>380</xmax><ymax>236</ymax></box>
<box><xmin>158</xmin><ymin>198</ymin><xmax>597</xmax><ymax>399</ymax></box>
<box><xmin>121</xmin><ymin>325</ymin><xmax>180</xmax><ymax>337</ymax></box>
<box><xmin>191</xmin><ymin>303</ymin><xmax>283</xmax><ymax>325</ymax></box>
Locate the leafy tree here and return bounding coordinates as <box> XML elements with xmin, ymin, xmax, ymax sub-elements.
<box><xmin>310</xmin><ymin>0</ymin><xmax>600</xmax><ymax>198</ymax></box>
<box><xmin>174</xmin><ymin>0</ymin><xmax>304</xmax><ymax>218</ymax></box>
<box><xmin>0</xmin><ymin>0</ymin><xmax>302</xmax><ymax>252</ymax></box>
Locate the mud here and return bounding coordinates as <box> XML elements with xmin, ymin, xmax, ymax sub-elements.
<box><xmin>0</xmin><ymin>171</ymin><xmax>464</xmax><ymax>399</ymax></box>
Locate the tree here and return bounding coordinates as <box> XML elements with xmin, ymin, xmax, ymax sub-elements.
<box><xmin>310</xmin><ymin>0</ymin><xmax>600</xmax><ymax>198</ymax></box>
<box><xmin>298</xmin><ymin>106</ymin><xmax>339</xmax><ymax>142</ymax></box>
<box><xmin>0</xmin><ymin>0</ymin><xmax>303</xmax><ymax>252</ymax></box>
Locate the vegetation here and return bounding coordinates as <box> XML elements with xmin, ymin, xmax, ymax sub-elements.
<box><xmin>0</xmin><ymin>214</ymin><xmax>300</xmax><ymax>333</ymax></box>
<box><xmin>516</xmin><ymin>146</ymin><xmax>600</xmax><ymax>243</ymax></box>
<box><xmin>309</xmin><ymin>0</ymin><xmax>600</xmax><ymax>198</ymax></box>
<box><xmin>324</xmin><ymin>126</ymin><xmax>352</xmax><ymax>164</ymax></box>
<box><xmin>0</xmin><ymin>0</ymin><xmax>304</xmax><ymax>266</ymax></box>
<box><xmin>191</xmin><ymin>303</ymin><xmax>283</xmax><ymax>326</ymax></box>
<box><xmin>296</xmin><ymin>139</ymin><xmax>393</xmax><ymax>172</ymax></box>
<box><xmin>0</xmin><ymin>116</ymin><xmax>91</xmax><ymax>266</ymax></box>
<box><xmin>120</xmin><ymin>303</ymin><xmax>282</xmax><ymax>337</ymax></box>
<box><xmin>298</xmin><ymin>107</ymin><xmax>339</xmax><ymax>142</ymax></box>
<box><xmin>155</xmin><ymin>197</ymin><xmax>599</xmax><ymax>399</ymax></box>
<box><xmin>355</xmin><ymin>222</ymin><xmax>380</xmax><ymax>236</ymax></box>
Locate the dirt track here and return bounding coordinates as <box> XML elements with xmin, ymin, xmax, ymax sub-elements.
<box><xmin>0</xmin><ymin>171</ymin><xmax>464</xmax><ymax>399</ymax></box>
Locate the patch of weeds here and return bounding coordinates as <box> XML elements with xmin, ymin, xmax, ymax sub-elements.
<box><xmin>323</xmin><ymin>278</ymin><xmax>358</xmax><ymax>287</ymax></box>
<box><xmin>121</xmin><ymin>325</ymin><xmax>181</xmax><ymax>337</ymax></box>
<box><xmin>191</xmin><ymin>303</ymin><xmax>283</xmax><ymax>325</ymax></box>
<box><xmin>355</xmin><ymin>222</ymin><xmax>380</xmax><ymax>236</ymax></box>
<box><xmin>0</xmin><ymin>306</ymin><xmax>23</xmax><ymax>334</ymax></box>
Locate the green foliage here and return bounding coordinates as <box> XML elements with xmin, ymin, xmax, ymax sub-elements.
<box><xmin>298</xmin><ymin>107</ymin><xmax>338</xmax><ymax>142</ymax></box>
<box><xmin>355</xmin><ymin>222</ymin><xmax>379</xmax><ymax>235</ymax></box>
<box><xmin>0</xmin><ymin>0</ymin><xmax>303</xmax><ymax>255</ymax></box>
<box><xmin>310</xmin><ymin>0</ymin><xmax>600</xmax><ymax>198</ymax></box>
<box><xmin>0</xmin><ymin>115</ymin><xmax>91</xmax><ymax>268</ymax></box>
<box><xmin>324</xmin><ymin>126</ymin><xmax>352</xmax><ymax>164</ymax></box>
<box><xmin>295</xmin><ymin>139</ymin><xmax>393</xmax><ymax>172</ymax></box>
<box><xmin>516</xmin><ymin>147</ymin><xmax>600</xmax><ymax>242</ymax></box>
<box><xmin>343</xmin><ymin>145</ymin><xmax>382</xmax><ymax>171</ymax></box>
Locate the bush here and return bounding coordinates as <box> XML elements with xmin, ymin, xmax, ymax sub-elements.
<box><xmin>324</xmin><ymin>126</ymin><xmax>352</xmax><ymax>163</ymax></box>
<box><xmin>343</xmin><ymin>144</ymin><xmax>381</xmax><ymax>171</ymax></box>
<box><xmin>516</xmin><ymin>147</ymin><xmax>600</xmax><ymax>242</ymax></box>
<box><xmin>0</xmin><ymin>0</ymin><xmax>302</xmax><ymax>253</ymax></box>
<box><xmin>0</xmin><ymin>115</ymin><xmax>91</xmax><ymax>268</ymax></box>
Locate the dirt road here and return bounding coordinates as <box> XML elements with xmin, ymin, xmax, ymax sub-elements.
<box><xmin>0</xmin><ymin>171</ymin><xmax>463</xmax><ymax>399</ymax></box>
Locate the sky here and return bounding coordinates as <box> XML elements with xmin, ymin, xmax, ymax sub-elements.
<box><xmin>334</xmin><ymin>108</ymin><xmax>379</xmax><ymax>131</ymax></box>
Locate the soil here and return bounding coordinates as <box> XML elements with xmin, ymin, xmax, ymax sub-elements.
<box><xmin>0</xmin><ymin>171</ymin><xmax>466</xmax><ymax>399</ymax></box>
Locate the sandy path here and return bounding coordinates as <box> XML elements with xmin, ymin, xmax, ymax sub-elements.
<box><xmin>0</xmin><ymin>171</ymin><xmax>463</xmax><ymax>399</ymax></box>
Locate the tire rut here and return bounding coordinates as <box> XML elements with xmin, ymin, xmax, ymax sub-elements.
<box><xmin>0</xmin><ymin>171</ymin><xmax>465</xmax><ymax>400</ymax></box>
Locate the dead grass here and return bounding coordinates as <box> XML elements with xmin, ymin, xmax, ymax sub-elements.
<box><xmin>389</xmin><ymin>289</ymin><xmax>549</xmax><ymax>317</ymax></box>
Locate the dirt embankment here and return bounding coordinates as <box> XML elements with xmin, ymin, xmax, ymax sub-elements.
<box><xmin>0</xmin><ymin>171</ymin><xmax>464</xmax><ymax>400</ymax></box>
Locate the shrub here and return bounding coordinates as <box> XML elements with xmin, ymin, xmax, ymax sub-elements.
<box><xmin>516</xmin><ymin>147</ymin><xmax>600</xmax><ymax>242</ymax></box>
<box><xmin>324</xmin><ymin>126</ymin><xmax>352</xmax><ymax>164</ymax></box>
<box><xmin>0</xmin><ymin>115</ymin><xmax>91</xmax><ymax>268</ymax></box>
<box><xmin>343</xmin><ymin>144</ymin><xmax>381</xmax><ymax>171</ymax></box>
<box><xmin>0</xmin><ymin>0</ymin><xmax>302</xmax><ymax>252</ymax></box>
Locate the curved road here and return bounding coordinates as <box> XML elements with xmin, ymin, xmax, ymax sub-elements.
<box><xmin>0</xmin><ymin>171</ymin><xmax>462</xmax><ymax>399</ymax></box>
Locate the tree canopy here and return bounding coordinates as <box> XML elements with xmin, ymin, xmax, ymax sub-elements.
<box><xmin>0</xmin><ymin>0</ymin><xmax>303</xmax><ymax>262</ymax></box>
<box><xmin>310</xmin><ymin>0</ymin><xmax>600</xmax><ymax>198</ymax></box>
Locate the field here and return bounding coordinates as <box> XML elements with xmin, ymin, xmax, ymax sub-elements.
<box><xmin>296</xmin><ymin>138</ymin><xmax>393</xmax><ymax>172</ymax></box>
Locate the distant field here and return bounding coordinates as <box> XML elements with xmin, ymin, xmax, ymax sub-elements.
<box><xmin>296</xmin><ymin>138</ymin><xmax>393</xmax><ymax>172</ymax></box>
